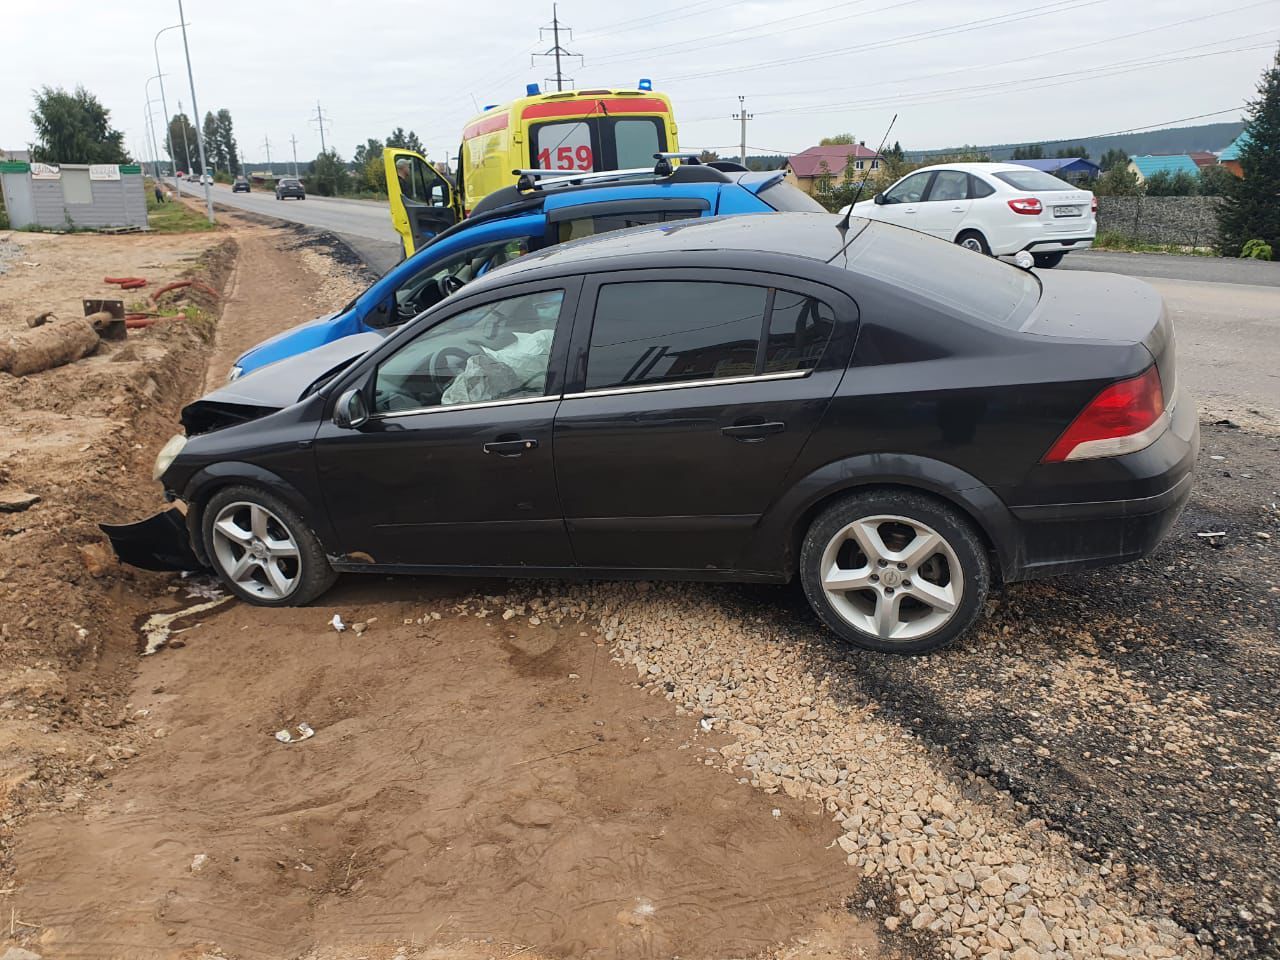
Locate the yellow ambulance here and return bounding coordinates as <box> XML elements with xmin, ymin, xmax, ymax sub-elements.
<box><xmin>383</xmin><ymin>81</ymin><xmax>679</xmax><ymax>258</ymax></box>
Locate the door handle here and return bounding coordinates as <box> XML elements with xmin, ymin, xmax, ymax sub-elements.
<box><xmin>951</xmin><ymin>205</ymin><xmax>965</xmax><ymax>212</ymax></box>
<box><xmin>721</xmin><ymin>421</ymin><xmax>785</xmax><ymax>442</ymax></box>
<box><xmin>483</xmin><ymin>438</ymin><xmax>539</xmax><ymax>457</ymax></box>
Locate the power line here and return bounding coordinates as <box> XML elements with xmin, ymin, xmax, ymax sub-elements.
<box><xmin>573</xmin><ymin>0</ymin><xmax>723</xmax><ymax>41</ymax></box>
<box><xmin>310</xmin><ymin>101</ymin><xmax>331</xmax><ymax>154</ymax></box>
<box><xmin>533</xmin><ymin>3</ymin><xmax>583</xmax><ymax>92</ymax></box>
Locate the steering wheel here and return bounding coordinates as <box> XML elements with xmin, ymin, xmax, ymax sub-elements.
<box><xmin>432</xmin><ymin>347</ymin><xmax>471</xmax><ymax>382</ymax></box>
<box><xmin>437</xmin><ymin>274</ymin><xmax>465</xmax><ymax>298</ymax></box>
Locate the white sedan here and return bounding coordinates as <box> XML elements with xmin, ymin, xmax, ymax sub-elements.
<box><xmin>842</xmin><ymin>162</ymin><xmax>1096</xmax><ymax>268</ymax></box>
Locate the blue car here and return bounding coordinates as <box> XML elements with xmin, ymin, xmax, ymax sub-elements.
<box><xmin>226</xmin><ymin>160</ymin><xmax>825</xmax><ymax>380</ymax></box>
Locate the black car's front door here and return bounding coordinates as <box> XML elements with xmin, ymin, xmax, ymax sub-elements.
<box><xmin>552</xmin><ymin>271</ymin><xmax>857</xmax><ymax>572</ymax></box>
<box><xmin>312</xmin><ymin>281</ymin><xmax>579</xmax><ymax>568</ymax></box>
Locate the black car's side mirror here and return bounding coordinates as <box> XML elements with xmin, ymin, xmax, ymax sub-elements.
<box><xmin>873</xmin><ymin>192</ymin><xmax>887</xmax><ymax>205</ymax></box>
<box><xmin>333</xmin><ymin>388</ymin><xmax>369</xmax><ymax>429</ymax></box>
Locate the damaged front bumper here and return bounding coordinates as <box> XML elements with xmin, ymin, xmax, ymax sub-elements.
<box><xmin>100</xmin><ymin>508</ymin><xmax>207</xmax><ymax>572</ymax></box>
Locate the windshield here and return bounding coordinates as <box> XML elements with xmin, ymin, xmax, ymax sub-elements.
<box><xmin>757</xmin><ymin>179</ymin><xmax>827</xmax><ymax>212</ymax></box>
<box><xmin>993</xmin><ymin>170</ymin><xmax>1074</xmax><ymax>192</ymax></box>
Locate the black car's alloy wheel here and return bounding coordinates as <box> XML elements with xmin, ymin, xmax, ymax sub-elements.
<box><xmin>801</xmin><ymin>490</ymin><xmax>990</xmax><ymax>654</ymax></box>
<box><xmin>1033</xmin><ymin>251</ymin><xmax>1065</xmax><ymax>269</ymax></box>
<box><xmin>202</xmin><ymin>485</ymin><xmax>336</xmax><ymax>606</ymax></box>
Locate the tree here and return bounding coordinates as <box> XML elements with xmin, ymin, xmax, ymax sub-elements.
<box><xmin>1055</xmin><ymin>144</ymin><xmax>1090</xmax><ymax>160</ymax></box>
<box><xmin>697</xmin><ymin>150</ymin><xmax>720</xmax><ymax>163</ymax></box>
<box><xmin>1143</xmin><ymin>169</ymin><xmax>1197</xmax><ymax>196</ymax></box>
<box><xmin>29</xmin><ymin>85</ymin><xmax>128</xmax><ymax>164</ymax></box>
<box><xmin>1093</xmin><ymin>163</ymin><xmax>1142</xmax><ymax>196</ymax></box>
<box><xmin>353</xmin><ymin>138</ymin><xmax>383</xmax><ymax>167</ymax></box>
<box><xmin>201</xmin><ymin>112</ymin><xmax>221</xmax><ymax>173</ymax></box>
<box><xmin>887</xmin><ymin>140</ymin><xmax>905</xmax><ymax>163</ymax></box>
<box><xmin>1011</xmin><ymin>144</ymin><xmax>1044</xmax><ymax>160</ymax></box>
<box><xmin>1197</xmin><ymin>163</ymin><xmax>1235</xmax><ymax>197</ymax></box>
<box><xmin>1219</xmin><ymin>48</ymin><xmax>1280</xmax><ymax>256</ymax></box>
<box><xmin>215</xmin><ymin>109</ymin><xmax>239</xmax><ymax>174</ymax></box>
<box><xmin>307</xmin><ymin>149</ymin><xmax>350</xmax><ymax>196</ymax></box>
<box><xmin>1099</xmin><ymin>148</ymin><xmax>1128</xmax><ymax>172</ymax></box>
<box><xmin>166</xmin><ymin>113</ymin><xmax>198</xmax><ymax>173</ymax></box>
<box><xmin>819</xmin><ymin>133</ymin><xmax>855</xmax><ymax>145</ymax></box>
<box><xmin>352</xmin><ymin>139</ymin><xmax>385</xmax><ymax>194</ymax></box>
<box><xmin>386</xmin><ymin>127</ymin><xmax>424</xmax><ymax>153</ymax></box>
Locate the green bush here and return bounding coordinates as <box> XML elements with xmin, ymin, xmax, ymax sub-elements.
<box><xmin>1241</xmin><ymin>238</ymin><xmax>1273</xmax><ymax>260</ymax></box>
<box><xmin>213</xmin><ymin>170</ymin><xmax>232</xmax><ymax>184</ymax></box>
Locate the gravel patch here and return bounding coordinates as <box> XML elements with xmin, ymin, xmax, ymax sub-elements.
<box><xmin>0</xmin><ymin>235</ymin><xmax>23</xmax><ymax>276</ymax></box>
<box><xmin>453</xmin><ymin>584</ymin><xmax>1208</xmax><ymax>960</ymax></box>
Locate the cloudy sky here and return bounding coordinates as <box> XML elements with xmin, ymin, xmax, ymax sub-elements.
<box><xmin>2</xmin><ymin>0</ymin><xmax>1274</xmax><ymax>166</ymax></box>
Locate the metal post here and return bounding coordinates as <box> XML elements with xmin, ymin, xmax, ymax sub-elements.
<box><xmin>552</xmin><ymin>4</ymin><xmax>562</xmax><ymax>92</ymax></box>
<box><xmin>177</xmin><ymin>0</ymin><xmax>214</xmax><ymax>223</ymax></box>
<box><xmin>145</xmin><ymin>75</ymin><xmax>165</xmax><ymax>179</ymax></box>
<box><xmin>290</xmin><ymin>134</ymin><xmax>299</xmax><ymax>178</ymax></box>
<box><xmin>733</xmin><ymin>96</ymin><xmax>752</xmax><ymax>167</ymax></box>
<box><xmin>154</xmin><ymin>23</ymin><xmax>186</xmax><ymax>193</ymax></box>
<box><xmin>177</xmin><ymin>98</ymin><xmax>193</xmax><ymax>178</ymax></box>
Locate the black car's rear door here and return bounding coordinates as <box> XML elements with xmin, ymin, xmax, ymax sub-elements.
<box><xmin>312</xmin><ymin>279</ymin><xmax>579</xmax><ymax>568</ymax></box>
<box><xmin>552</xmin><ymin>269</ymin><xmax>857</xmax><ymax>572</ymax></box>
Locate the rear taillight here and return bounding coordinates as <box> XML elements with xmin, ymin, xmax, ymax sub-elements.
<box><xmin>1043</xmin><ymin>366</ymin><xmax>1166</xmax><ymax>463</ymax></box>
<box><xmin>1090</xmin><ymin>196</ymin><xmax>1098</xmax><ymax>214</ymax></box>
<box><xmin>1008</xmin><ymin>197</ymin><xmax>1043</xmax><ymax>215</ymax></box>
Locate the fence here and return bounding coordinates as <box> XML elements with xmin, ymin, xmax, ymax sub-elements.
<box><xmin>1096</xmin><ymin>195</ymin><xmax>1223</xmax><ymax>249</ymax></box>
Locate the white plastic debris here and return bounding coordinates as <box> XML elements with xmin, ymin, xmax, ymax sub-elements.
<box><xmin>274</xmin><ymin>722</ymin><xmax>316</xmax><ymax>744</ymax></box>
<box><xmin>330</xmin><ymin>614</ymin><xmax>346</xmax><ymax>632</ymax></box>
<box><xmin>140</xmin><ymin>597</ymin><xmax>232</xmax><ymax>655</ymax></box>
<box><xmin>771</xmin><ymin>808</ymin><xmax>781</xmax><ymax>818</ymax></box>
<box><xmin>1197</xmin><ymin>531</ymin><xmax>1227</xmax><ymax>538</ymax></box>
<box><xmin>190</xmin><ymin>853</ymin><xmax>208</xmax><ymax>873</ymax></box>
<box><xmin>699</xmin><ymin>718</ymin><xmax>714</xmax><ymax>732</ymax></box>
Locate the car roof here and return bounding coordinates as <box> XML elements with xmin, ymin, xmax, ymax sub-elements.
<box><xmin>472</xmin><ymin>212</ymin><xmax>855</xmax><ymax>283</ymax></box>
<box><xmin>909</xmin><ymin>162</ymin><xmax>1040</xmax><ymax>176</ymax></box>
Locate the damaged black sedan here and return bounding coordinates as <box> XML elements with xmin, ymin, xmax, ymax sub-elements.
<box><xmin>105</xmin><ymin>214</ymin><xmax>1197</xmax><ymax>654</ymax></box>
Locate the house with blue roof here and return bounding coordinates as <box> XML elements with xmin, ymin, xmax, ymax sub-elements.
<box><xmin>1011</xmin><ymin>157</ymin><xmax>1101</xmax><ymax>179</ymax></box>
<box><xmin>1218</xmin><ymin>131</ymin><xmax>1249</xmax><ymax>177</ymax></box>
<box><xmin>1127</xmin><ymin>154</ymin><xmax>1201</xmax><ymax>185</ymax></box>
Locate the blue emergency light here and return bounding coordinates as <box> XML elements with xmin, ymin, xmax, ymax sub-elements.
<box><xmin>526</xmin><ymin>83</ymin><xmax>541</xmax><ymax>96</ymax></box>
<box><xmin>638</xmin><ymin>78</ymin><xmax>653</xmax><ymax>91</ymax></box>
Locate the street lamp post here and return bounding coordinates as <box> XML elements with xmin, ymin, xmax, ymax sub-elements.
<box><xmin>154</xmin><ymin>23</ymin><xmax>188</xmax><ymax>194</ymax></box>
<box><xmin>176</xmin><ymin>0</ymin><xmax>214</xmax><ymax>223</ymax></box>
<box><xmin>145</xmin><ymin>74</ymin><xmax>166</xmax><ymax>179</ymax></box>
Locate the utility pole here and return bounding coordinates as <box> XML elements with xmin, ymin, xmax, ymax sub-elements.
<box><xmin>310</xmin><ymin>101</ymin><xmax>330</xmax><ymax>155</ymax></box>
<box><xmin>533</xmin><ymin>4</ymin><xmax>582</xmax><ymax>92</ymax></box>
<box><xmin>262</xmin><ymin>135</ymin><xmax>272</xmax><ymax>172</ymax></box>
<box><xmin>289</xmin><ymin>134</ymin><xmax>299</xmax><ymax>177</ymax></box>
<box><xmin>177</xmin><ymin>98</ymin><xmax>193</xmax><ymax>175</ymax></box>
<box><xmin>733</xmin><ymin>96</ymin><xmax>753</xmax><ymax>167</ymax></box>
<box><xmin>154</xmin><ymin>23</ymin><xmax>186</xmax><ymax>193</ymax></box>
<box><xmin>176</xmin><ymin>0</ymin><xmax>213</xmax><ymax>223</ymax></box>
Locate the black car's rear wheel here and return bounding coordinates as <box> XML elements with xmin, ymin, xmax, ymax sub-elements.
<box><xmin>202</xmin><ymin>485</ymin><xmax>336</xmax><ymax>606</ymax></box>
<box><xmin>800</xmin><ymin>490</ymin><xmax>990</xmax><ymax>654</ymax></box>
<box><xmin>1033</xmin><ymin>251</ymin><xmax>1065</xmax><ymax>268</ymax></box>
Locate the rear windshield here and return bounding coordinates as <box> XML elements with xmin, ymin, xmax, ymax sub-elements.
<box><xmin>847</xmin><ymin>222</ymin><xmax>1040</xmax><ymax>329</ymax></box>
<box><xmin>993</xmin><ymin>170</ymin><xmax>1074</xmax><ymax>192</ymax></box>
<box><xmin>758</xmin><ymin>180</ymin><xmax>827</xmax><ymax>212</ymax></box>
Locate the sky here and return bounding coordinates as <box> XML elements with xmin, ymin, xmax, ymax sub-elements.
<box><xmin>1</xmin><ymin>0</ymin><xmax>1275</xmax><ymax>167</ymax></box>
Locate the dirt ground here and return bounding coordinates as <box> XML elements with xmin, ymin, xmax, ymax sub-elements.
<box><xmin>0</xmin><ymin>207</ymin><xmax>885</xmax><ymax>960</ymax></box>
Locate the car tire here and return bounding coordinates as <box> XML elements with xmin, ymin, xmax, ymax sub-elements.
<box><xmin>799</xmin><ymin>489</ymin><xmax>990</xmax><ymax>655</ymax></box>
<box><xmin>201</xmin><ymin>485</ymin><xmax>337</xmax><ymax>606</ymax></box>
<box><xmin>955</xmin><ymin>230</ymin><xmax>990</xmax><ymax>255</ymax></box>
<box><xmin>1033</xmin><ymin>252</ymin><xmax>1065</xmax><ymax>269</ymax></box>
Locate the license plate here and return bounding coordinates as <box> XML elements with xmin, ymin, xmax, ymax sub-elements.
<box><xmin>1054</xmin><ymin>205</ymin><xmax>1082</xmax><ymax>218</ymax></box>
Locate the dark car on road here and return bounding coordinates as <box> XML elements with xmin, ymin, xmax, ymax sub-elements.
<box><xmin>276</xmin><ymin>178</ymin><xmax>305</xmax><ymax>200</ymax></box>
<box><xmin>232</xmin><ymin>176</ymin><xmax>251</xmax><ymax>193</ymax></box>
<box><xmin>112</xmin><ymin>214</ymin><xmax>1196</xmax><ymax>654</ymax></box>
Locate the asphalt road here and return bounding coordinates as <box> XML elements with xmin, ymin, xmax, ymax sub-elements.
<box><xmin>1063</xmin><ymin>249</ymin><xmax>1280</xmax><ymax>287</ymax></box>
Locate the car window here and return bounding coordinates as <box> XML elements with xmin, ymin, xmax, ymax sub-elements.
<box><xmin>390</xmin><ymin>237</ymin><xmax>533</xmax><ymax>324</ymax></box>
<box><xmin>993</xmin><ymin>170</ymin><xmax>1074</xmax><ymax>192</ymax></box>
<box><xmin>969</xmin><ymin>175</ymin><xmax>995</xmax><ymax>198</ymax></box>
<box><xmin>534</xmin><ymin>122</ymin><xmax>594</xmax><ymax>171</ymax></box>
<box><xmin>373</xmin><ymin>289</ymin><xmax>565</xmax><ymax>414</ymax></box>
<box><xmin>763</xmin><ymin>291</ymin><xmax>836</xmax><ymax>373</ymax></box>
<box><xmin>883</xmin><ymin>171</ymin><xmax>932</xmax><ymax>204</ymax></box>
<box><xmin>585</xmin><ymin>281</ymin><xmax>767</xmax><ymax>391</ymax></box>
<box><xmin>557</xmin><ymin>208</ymin><xmax>697</xmax><ymax>243</ymax></box>
<box><xmin>927</xmin><ymin>170</ymin><xmax>969</xmax><ymax>202</ymax></box>
<box><xmin>612</xmin><ymin>119</ymin><xmax>663</xmax><ymax>168</ymax></box>
<box><xmin>757</xmin><ymin>180</ymin><xmax>827</xmax><ymax>212</ymax></box>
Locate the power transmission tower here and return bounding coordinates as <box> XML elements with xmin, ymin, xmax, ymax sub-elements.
<box><xmin>532</xmin><ymin>4</ymin><xmax>582</xmax><ymax>92</ymax></box>
<box><xmin>733</xmin><ymin>96</ymin><xmax>753</xmax><ymax>167</ymax></box>
<box><xmin>310</xmin><ymin>101</ymin><xmax>331</xmax><ymax>154</ymax></box>
<box><xmin>289</xmin><ymin>134</ymin><xmax>299</xmax><ymax>178</ymax></box>
<box><xmin>262</xmin><ymin>135</ymin><xmax>272</xmax><ymax>172</ymax></box>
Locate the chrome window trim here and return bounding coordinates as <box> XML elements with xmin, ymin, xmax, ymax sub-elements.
<box><xmin>562</xmin><ymin>368</ymin><xmax>810</xmax><ymax>401</ymax></box>
<box><xmin>370</xmin><ymin>393</ymin><xmax>558</xmax><ymax>421</ymax></box>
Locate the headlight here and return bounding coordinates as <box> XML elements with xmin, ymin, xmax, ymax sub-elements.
<box><xmin>227</xmin><ymin>365</ymin><xmax>243</xmax><ymax>382</ymax></box>
<box><xmin>153</xmin><ymin>434</ymin><xmax>188</xmax><ymax>481</ymax></box>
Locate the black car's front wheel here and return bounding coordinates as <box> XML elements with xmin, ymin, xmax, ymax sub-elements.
<box><xmin>202</xmin><ymin>485</ymin><xmax>336</xmax><ymax>606</ymax></box>
<box><xmin>800</xmin><ymin>490</ymin><xmax>990</xmax><ymax>654</ymax></box>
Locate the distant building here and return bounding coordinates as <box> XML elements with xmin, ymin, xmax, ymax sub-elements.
<box><xmin>1217</xmin><ymin>132</ymin><xmax>1249</xmax><ymax>178</ymax></box>
<box><xmin>1010</xmin><ymin>157</ymin><xmax>1100</xmax><ymax>179</ymax></box>
<box><xmin>783</xmin><ymin>143</ymin><xmax>883</xmax><ymax>197</ymax></box>
<box><xmin>1126</xmin><ymin>154</ymin><xmax>1201</xmax><ymax>185</ymax></box>
<box><xmin>1186</xmin><ymin>151</ymin><xmax>1218</xmax><ymax>170</ymax></box>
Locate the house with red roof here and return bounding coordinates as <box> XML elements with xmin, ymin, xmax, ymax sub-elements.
<box><xmin>783</xmin><ymin>143</ymin><xmax>883</xmax><ymax>196</ymax></box>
